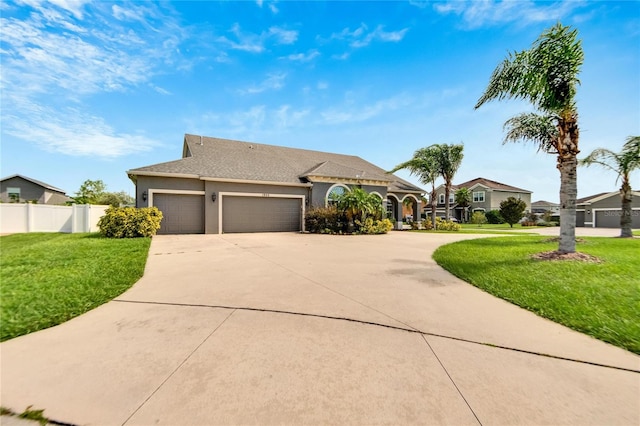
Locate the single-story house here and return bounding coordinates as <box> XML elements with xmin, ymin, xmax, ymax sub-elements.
<box><xmin>127</xmin><ymin>134</ymin><xmax>424</xmax><ymax>234</ymax></box>
<box><xmin>427</xmin><ymin>177</ymin><xmax>532</xmax><ymax>222</ymax></box>
<box><xmin>576</xmin><ymin>191</ymin><xmax>640</xmax><ymax>228</ymax></box>
<box><xmin>0</xmin><ymin>174</ymin><xmax>72</xmax><ymax>205</ymax></box>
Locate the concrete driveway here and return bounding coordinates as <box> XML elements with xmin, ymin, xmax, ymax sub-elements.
<box><xmin>1</xmin><ymin>231</ymin><xmax>638</xmax><ymax>425</ymax></box>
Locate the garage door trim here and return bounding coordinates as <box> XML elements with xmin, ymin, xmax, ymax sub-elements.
<box><xmin>218</xmin><ymin>191</ymin><xmax>305</xmax><ymax>234</ymax></box>
<box><xmin>148</xmin><ymin>189</ymin><xmax>206</xmax><ymax>208</ymax></box>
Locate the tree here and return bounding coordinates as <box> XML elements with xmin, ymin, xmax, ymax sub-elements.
<box><xmin>455</xmin><ymin>187</ymin><xmax>471</xmax><ymax>223</ymax></box>
<box><xmin>500</xmin><ymin>197</ymin><xmax>527</xmax><ymax>228</ymax></box>
<box><xmin>475</xmin><ymin>23</ymin><xmax>583</xmax><ymax>254</ymax></box>
<box><xmin>580</xmin><ymin>136</ymin><xmax>640</xmax><ymax>238</ymax></box>
<box><xmin>390</xmin><ymin>146</ymin><xmax>440</xmax><ymax>229</ymax></box>
<box><xmin>74</xmin><ymin>179</ymin><xmax>106</xmax><ymax>204</ymax></box>
<box><xmin>435</xmin><ymin>144</ymin><xmax>464</xmax><ymax>221</ymax></box>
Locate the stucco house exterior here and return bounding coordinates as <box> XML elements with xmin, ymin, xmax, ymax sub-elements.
<box><xmin>427</xmin><ymin>177</ymin><xmax>532</xmax><ymax>222</ymax></box>
<box><xmin>127</xmin><ymin>134</ymin><xmax>424</xmax><ymax>234</ymax></box>
<box><xmin>531</xmin><ymin>200</ymin><xmax>560</xmax><ymax>215</ymax></box>
<box><xmin>0</xmin><ymin>174</ymin><xmax>71</xmax><ymax>205</ymax></box>
<box><xmin>576</xmin><ymin>191</ymin><xmax>640</xmax><ymax>228</ymax></box>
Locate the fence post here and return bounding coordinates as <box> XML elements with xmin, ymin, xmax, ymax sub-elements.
<box><xmin>26</xmin><ymin>202</ymin><xmax>34</xmax><ymax>232</ymax></box>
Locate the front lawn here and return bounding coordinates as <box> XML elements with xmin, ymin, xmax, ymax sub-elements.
<box><xmin>0</xmin><ymin>233</ymin><xmax>151</xmax><ymax>341</ymax></box>
<box><xmin>433</xmin><ymin>236</ymin><xmax>640</xmax><ymax>354</ymax></box>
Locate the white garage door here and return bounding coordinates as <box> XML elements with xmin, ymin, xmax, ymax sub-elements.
<box><xmin>154</xmin><ymin>193</ymin><xmax>205</xmax><ymax>234</ymax></box>
<box><xmin>222</xmin><ymin>196</ymin><xmax>301</xmax><ymax>233</ymax></box>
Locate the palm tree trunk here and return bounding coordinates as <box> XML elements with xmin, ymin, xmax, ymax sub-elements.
<box><xmin>444</xmin><ymin>183</ymin><xmax>451</xmax><ymax>221</ymax></box>
<box><xmin>620</xmin><ymin>180</ymin><xmax>633</xmax><ymax>238</ymax></box>
<box><xmin>430</xmin><ymin>188</ymin><xmax>437</xmax><ymax>230</ymax></box>
<box><xmin>558</xmin><ymin>152</ymin><xmax>578</xmax><ymax>254</ymax></box>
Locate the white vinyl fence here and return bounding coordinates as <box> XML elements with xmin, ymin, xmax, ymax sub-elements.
<box><xmin>0</xmin><ymin>204</ymin><xmax>108</xmax><ymax>234</ymax></box>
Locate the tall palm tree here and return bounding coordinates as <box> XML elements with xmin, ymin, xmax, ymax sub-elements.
<box><xmin>475</xmin><ymin>23</ymin><xmax>583</xmax><ymax>254</ymax></box>
<box><xmin>580</xmin><ymin>136</ymin><xmax>640</xmax><ymax>238</ymax></box>
<box><xmin>390</xmin><ymin>145</ymin><xmax>440</xmax><ymax>229</ymax></box>
<box><xmin>435</xmin><ymin>144</ymin><xmax>464</xmax><ymax>221</ymax></box>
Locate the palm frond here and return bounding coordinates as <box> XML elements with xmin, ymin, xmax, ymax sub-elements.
<box><xmin>503</xmin><ymin>113</ymin><xmax>558</xmax><ymax>153</ymax></box>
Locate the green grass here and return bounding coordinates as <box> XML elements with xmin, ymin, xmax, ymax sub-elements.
<box><xmin>0</xmin><ymin>233</ymin><xmax>151</xmax><ymax>341</ymax></box>
<box><xmin>433</xmin><ymin>236</ymin><xmax>640</xmax><ymax>354</ymax></box>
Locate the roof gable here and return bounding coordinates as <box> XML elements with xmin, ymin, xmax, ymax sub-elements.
<box><xmin>577</xmin><ymin>191</ymin><xmax>640</xmax><ymax>205</ymax></box>
<box><xmin>0</xmin><ymin>174</ymin><xmax>67</xmax><ymax>194</ymax></box>
<box><xmin>455</xmin><ymin>177</ymin><xmax>531</xmax><ymax>193</ymax></box>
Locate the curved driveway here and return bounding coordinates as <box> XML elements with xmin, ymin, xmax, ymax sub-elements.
<box><xmin>1</xmin><ymin>231</ymin><xmax>638</xmax><ymax>425</ymax></box>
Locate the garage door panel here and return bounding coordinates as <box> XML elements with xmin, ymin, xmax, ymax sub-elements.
<box><xmin>595</xmin><ymin>210</ymin><xmax>640</xmax><ymax>228</ymax></box>
<box><xmin>154</xmin><ymin>194</ymin><xmax>204</xmax><ymax>234</ymax></box>
<box><xmin>223</xmin><ymin>196</ymin><xmax>301</xmax><ymax>233</ymax></box>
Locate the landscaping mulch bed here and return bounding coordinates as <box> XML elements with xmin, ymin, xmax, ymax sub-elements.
<box><xmin>531</xmin><ymin>250</ymin><xmax>601</xmax><ymax>263</ymax></box>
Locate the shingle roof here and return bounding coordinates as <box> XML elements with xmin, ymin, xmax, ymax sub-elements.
<box><xmin>576</xmin><ymin>192</ymin><xmax>612</xmax><ymax>204</ymax></box>
<box><xmin>532</xmin><ymin>200</ymin><xmax>559</xmax><ymax>207</ymax></box>
<box><xmin>128</xmin><ymin>134</ymin><xmax>423</xmax><ymax>193</ymax></box>
<box><xmin>0</xmin><ymin>174</ymin><xmax>67</xmax><ymax>194</ymax></box>
<box><xmin>456</xmin><ymin>177</ymin><xmax>531</xmax><ymax>193</ymax></box>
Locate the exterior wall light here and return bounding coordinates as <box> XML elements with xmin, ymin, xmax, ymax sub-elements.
<box><xmin>142</xmin><ymin>191</ymin><xmax>147</xmax><ymax>202</ymax></box>
<box><xmin>212</xmin><ymin>193</ymin><xmax>217</xmax><ymax>202</ymax></box>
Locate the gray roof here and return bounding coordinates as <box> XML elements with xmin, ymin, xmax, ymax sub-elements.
<box><xmin>128</xmin><ymin>134</ymin><xmax>423</xmax><ymax>193</ymax></box>
<box><xmin>0</xmin><ymin>174</ymin><xmax>67</xmax><ymax>194</ymax></box>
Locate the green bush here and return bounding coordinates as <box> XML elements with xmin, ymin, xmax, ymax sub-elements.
<box><xmin>435</xmin><ymin>217</ymin><xmax>461</xmax><ymax>231</ymax></box>
<box><xmin>98</xmin><ymin>206</ymin><xmax>163</xmax><ymax>238</ymax></box>
<box><xmin>423</xmin><ymin>218</ymin><xmax>433</xmax><ymax>230</ymax></box>
<box><xmin>485</xmin><ymin>210</ymin><xmax>504</xmax><ymax>224</ymax></box>
<box><xmin>470</xmin><ymin>211</ymin><xmax>488</xmax><ymax>225</ymax></box>
<box><xmin>305</xmin><ymin>206</ymin><xmax>346</xmax><ymax>234</ymax></box>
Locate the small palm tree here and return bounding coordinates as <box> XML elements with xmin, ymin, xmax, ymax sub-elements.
<box><xmin>390</xmin><ymin>146</ymin><xmax>440</xmax><ymax>229</ymax></box>
<box><xmin>475</xmin><ymin>23</ymin><xmax>583</xmax><ymax>254</ymax></box>
<box><xmin>335</xmin><ymin>187</ymin><xmax>381</xmax><ymax>233</ymax></box>
<box><xmin>455</xmin><ymin>187</ymin><xmax>471</xmax><ymax>223</ymax></box>
<box><xmin>580</xmin><ymin>136</ymin><xmax>640</xmax><ymax>238</ymax></box>
<box><xmin>435</xmin><ymin>144</ymin><xmax>464</xmax><ymax>221</ymax></box>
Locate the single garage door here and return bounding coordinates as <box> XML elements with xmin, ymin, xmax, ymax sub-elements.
<box><xmin>223</xmin><ymin>196</ymin><xmax>301</xmax><ymax>233</ymax></box>
<box><xmin>595</xmin><ymin>209</ymin><xmax>640</xmax><ymax>228</ymax></box>
<box><xmin>154</xmin><ymin>193</ymin><xmax>204</xmax><ymax>234</ymax></box>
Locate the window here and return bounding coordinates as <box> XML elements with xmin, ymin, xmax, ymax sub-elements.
<box><xmin>449</xmin><ymin>194</ymin><xmax>455</xmax><ymax>203</ymax></box>
<box><xmin>439</xmin><ymin>193</ymin><xmax>454</xmax><ymax>204</ymax></box>
<box><xmin>7</xmin><ymin>187</ymin><xmax>20</xmax><ymax>202</ymax></box>
<box><xmin>473</xmin><ymin>191</ymin><xmax>485</xmax><ymax>203</ymax></box>
<box><xmin>438</xmin><ymin>194</ymin><xmax>445</xmax><ymax>204</ymax></box>
<box><xmin>326</xmin><ymin>185</ymin><xmax>348</xmax><ymax>206</ymax></box>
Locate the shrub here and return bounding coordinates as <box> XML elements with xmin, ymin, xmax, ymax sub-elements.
<box><xmin>305</xmin><ymin>206</ymin><xmax>346</xmax><ymax>234</ymax></box>
<box><xmin>470</xmin><ymin>211</ymin><xmax>488</xmax><ymax>225</ymax></box>
<box><xmin>435</xmin><ymin>217</ymin><xmax>461</xmax><ymax>231</ymax></box>
<box><xmin>485</xmin><ymin>210</ymin><xmax>504</xmax><ymax>224</ymax></box>
<box><xmin>357</xmin><ymin>218</ymin><xmax>394</xmax><ymax>234</ymax></box>
<box><xmin>98</xmin><ymin>206</ymin><xmax>163</xmax><ymax>238</ymax></box>
<box><xmin>423</xmin><ymin>218</ymin><xmax>433</xmax><ymax>230</ymax></box>
<box><xmin>521</xmin><ymin>221</ymin><xmax>537</xmax><ymax>227</ymax></box>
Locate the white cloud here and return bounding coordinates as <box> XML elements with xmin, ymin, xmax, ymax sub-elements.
<box><xmin>282</xmin><ymin>49</ymin><xmax>320</xmax><ymax>62</ymax></box>
<box><xmin>1</xmin><ymin>1</ymin><xmax>185</xmax><ymax>158</ymax></box>
<box><xmin>239</xmin><ymin>73</ymin><xmax>287</xmax><ymax>94</ymax></box>
<box><xmin>330</xmin><ymin>23</ymin><xmax>409</xmax><ymax>48</ymax></box>
<box><xmin>219</xmin><ymin>24</ymin><xmax>298</xmax><ymax>53</ymax></box>
<box><xmin>320</xmin><ymin>93</ymin><xmax>413</xmax><ymax>125</ymax></box>
<box><xmin>433</xmin><ymin>0</ymin><xmax>587</xmax><ymax>29</ymax></box>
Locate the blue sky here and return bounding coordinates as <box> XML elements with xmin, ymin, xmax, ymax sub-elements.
<box><xmin>1</xmin><ymin>0</ymin><xmax>639</xmax><ymax>202</ymax></box>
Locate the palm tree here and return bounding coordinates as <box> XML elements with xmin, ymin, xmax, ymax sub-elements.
<box><xmin>455</xmin><ymin>187</ymin><xmax>471</xmax><ymax>223</ymax></box>
<box><xmin>580</xmin><ymin>136</ymin><xmax>640</xmax><ymax>238</ymax></box>
<box><xmin>390</xmin><ymin>146</ymin><xmax>440</xmax><ymax>229</ymax></box>
<box><xmin>335</xmin><ymin>187</ymin><xmax>382</xmax><ymax>233</ymax></box>
<box><xmin>475</xmin><ymin>23</ymin><xmax>583</xmax><ymax>254</ymax></box>
<box><xmin>435</xmin><ymin>144</ymin><xmax>464</xmax><ymax>221</ymax></box>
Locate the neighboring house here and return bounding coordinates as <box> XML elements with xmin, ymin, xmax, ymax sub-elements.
<box><xmin>427</xmin><ymin>177</ymin><xmax>532</xmax><ymax>221</ymax></box>
<box><xmin>576</xmin><ymin>191</ymin><xmax>640</xmax><ymax>228</ymax></box>
<box><xmin>531</xmin><ymin>200</ymin><xmax>560</xmax><ymax>214</ymax></box>
<box><xmin>0</xmin><ymin>174</ymin><xmax>72</xmax><ymax>205</ymax></box>
<box><xmin>127</xmin><ymin>134</ymin><xmax>424</xmax><ymax>234</ymax></box>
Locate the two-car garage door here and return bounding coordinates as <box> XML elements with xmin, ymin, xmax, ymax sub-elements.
<box><xmin>222</xmin><ymin>196</ymin><xmax>301</xmax><ymax>233</ymax></box>
<box><xmin>153</xmin><ymin>192</ymin><xmax>302</xmax><ymax>234</ymax></box>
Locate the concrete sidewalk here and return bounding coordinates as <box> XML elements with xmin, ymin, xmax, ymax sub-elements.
<box><xmin>1</xmin><ymin>232</ymin><xmax>638</xmax><ymax>425</ymax></box>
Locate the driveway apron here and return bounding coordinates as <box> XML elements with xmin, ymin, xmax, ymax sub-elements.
<box><xmin>1</xmin><ymin>232</ymin><xmax>638</xmax><ymax>425</ymax></box>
